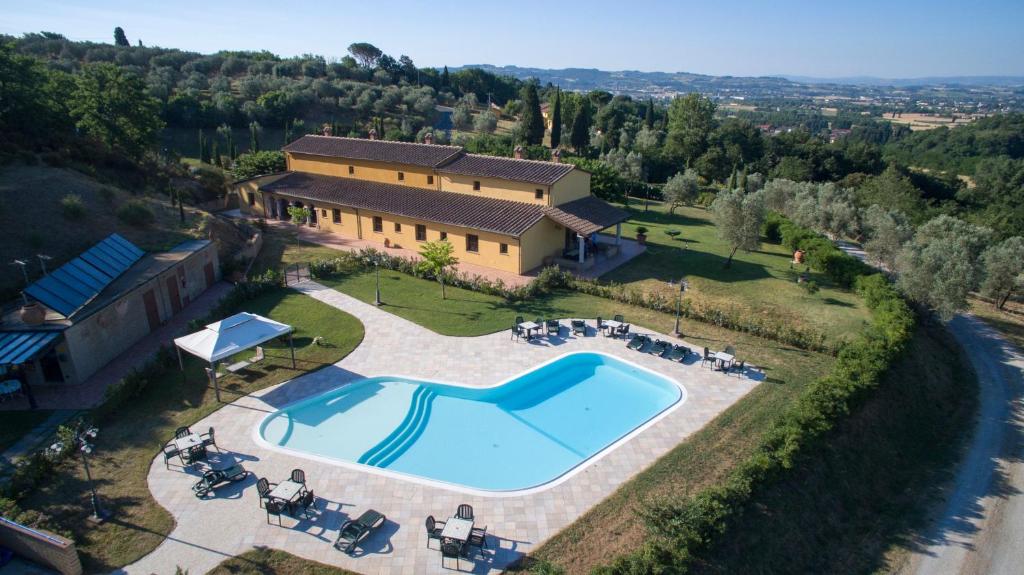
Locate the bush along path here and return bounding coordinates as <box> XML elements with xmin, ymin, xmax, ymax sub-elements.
<box><xmin>833</xmin><ymin>240</ymin><xmax>1024</xmax><ymax>575</ymax></box>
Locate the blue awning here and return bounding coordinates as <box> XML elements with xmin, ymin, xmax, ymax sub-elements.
<box><xmin>0</xmin><ymin>331</ymin><xmax>61</xmax><ymax>365</ymax></box>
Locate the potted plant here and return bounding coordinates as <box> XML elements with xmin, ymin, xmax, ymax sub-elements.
<box><xmin>20</xmin><ymin>302</ymin><xmax>45</xmax><ymax>325</ymax></box>
<box><xmin>636</xmin><ymin>226</ymin><xmax>648</xmax><ymax>245</ymax></box>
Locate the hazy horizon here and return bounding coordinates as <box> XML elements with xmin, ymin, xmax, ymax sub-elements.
<box><xmin>2</xmin><ymin>0</ymin><xmax>1022</xmax><ymax>78</ymax></box>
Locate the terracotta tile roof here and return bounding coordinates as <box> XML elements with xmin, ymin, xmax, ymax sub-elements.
<box><xmin>438</xmin><ymin>154</ymin><xmax>576</xmax><ymax>185</ymax></box>
<box><xmin>261</xmin><ymin>172</ymin><xmax>546</xmax><ymax>237</ymax></box>
<box><xmin>543</xmin><ymin>196</ymin><xmax>630</xmax><ymax>236</ymax></box>
<box><xmin>283</xmin><ymin>135</ymin><xmax>463</xmax><ymax>168</ymax></box>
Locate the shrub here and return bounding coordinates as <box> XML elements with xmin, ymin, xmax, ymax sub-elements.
<box><xmin>117</xmin><ymin>200</ymin><xmax>155</xmax><ymax>226</ymax></box>
<box><xmin>60</xmin><ymin>193</ymin><xmax>85</xmax><ymax>219</ymax></box>
<box><xmin>761</xmin><ymin>212</ymin><xmax>785</xmax><ymax>243</ymax></box>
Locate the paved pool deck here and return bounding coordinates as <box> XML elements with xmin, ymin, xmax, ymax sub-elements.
<box><xmin>126</xmin><ymin>280</ymin><xmax>760</xmax><ymax>575</ymax></box>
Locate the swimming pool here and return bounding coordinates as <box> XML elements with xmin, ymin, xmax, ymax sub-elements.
<box><xmin>258</xmin><ymin>352</ymin><xmax>683</xmax><ymax>492</ymax></box>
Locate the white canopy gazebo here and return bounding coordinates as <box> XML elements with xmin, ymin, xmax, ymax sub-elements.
<box><xmin>173</xmin><ymin>312</ymin><xmax>295</xmax><ymax>401</ymax></box>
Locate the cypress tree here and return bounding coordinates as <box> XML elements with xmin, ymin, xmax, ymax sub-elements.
<box><xmin>570</xmin><ymin>101</ymin><xmax>591</xmax><ymax>152</ymax></box>
<box><xmin>727</xmin><ymin>168</ymin><xmax>737</xmax><ymax>190</ymax></box>
<box><xmin>249</xmin><ymin>121</ymin><xmax>260</xmax><ymax>152</ymax></box>
<box><xmin>211</xmin><ymin>139</ymin><xmax>220</xmax><ymax>167</ymax></box>
<box><xmin>113</xmin><ymin>27</ymin><xmax>129</xmax><ymax>47</ymax></box>
<box><xmin>645</xmin><ymin>98</ymin><xmax>655</xmax><ymax>128</ymax></box>
<box><xmin>198</xmin><ymin>129</ymin><xmax>211</xmax><ymax>164</ymax></box>
<box><xmin>520</xmin><ymin>83</ymin><xmax>544</xmax><ymax>146</ymax></box>
<box><xmin>441</xmin><ymin>66</ymin><xmax>450</xmax><ymax>88</ymax></box>
<box><xmin>739</xmin><ymin>166</ymin><xmax>748</xmax><ymax>191</ymax></box>
<box><xmin>550</xmin><ymin>89</ymin><xmax>562</xmax><ymax>149</ymax></box>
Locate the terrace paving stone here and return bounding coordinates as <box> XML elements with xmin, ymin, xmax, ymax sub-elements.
<box><xmin>127</xmin><ymin>280</ymin><xmax>760</xmax><ymax>575</ymax></box>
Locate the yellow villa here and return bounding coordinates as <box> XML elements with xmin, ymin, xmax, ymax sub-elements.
<box><xmin>233</xmin><ymin>134</ymin><xmax>628</xmax><ymax>275</ymax></box>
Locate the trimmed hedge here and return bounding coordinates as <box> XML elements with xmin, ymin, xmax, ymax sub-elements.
<box><xmin>773</xmin><ymin>216</ymin><xmax>872</xmax><ymax>288</ymax></box>
<box><xmin>308</xmin><ymin>249</ymin><xmax>837</xmax><ymax>354</ymax></box>
<box><xmin>588</xmin><ymin>273</ymin><xmax>914</xmax><ymax>573</ymax></box>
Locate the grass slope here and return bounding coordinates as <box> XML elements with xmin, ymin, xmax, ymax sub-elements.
<box><xmin>0</xmin><ymin>165</ymin><xmax>203</xmax><ymax>299</ymax></box>
<box><xmin>686</xmin><ymin>320</ymin><xmax>977</xmax><ymax>574</ymax></box>
<box><xmin>208</xmin><ymin>547</ymin><xmax>356</xmax><ymax>575</ymax></box>
<box><xmin>604</xmin><ymin>202</ymin><xmax>871</xmax><ymax>342</ymax></box>
<box><xmin>16</xmin><ymin>290</ymin><xmax>363</xmax><ymax>572</ymax></box>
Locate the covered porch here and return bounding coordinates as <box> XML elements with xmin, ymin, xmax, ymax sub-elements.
<box><xmin>541</xmin><ymin>197</ymin><xmax>632</xmax><ymax>273</ymax></box>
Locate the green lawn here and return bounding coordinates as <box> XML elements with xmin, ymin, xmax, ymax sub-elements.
<box><xmin>208</xmin><ymin>547</ymin><xmax>356</xmax><ymax>575</ymax></box>
<box><xmin>0</xmin><ymin>410</ymin><xmax>54</xmax><ymax>454</ymax></box>
<box><xmin>604</xmin><ymin>202</ymin><xmax>871</xmax><ymax>342</ymax></box>
<box><xmin>16</xmin><ymin>289</ymin><xmax>364</xmax><ymax>572</ymax></box>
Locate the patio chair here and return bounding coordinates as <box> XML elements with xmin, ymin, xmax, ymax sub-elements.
<box><xmin>596</xmin><ymin>316</ymin><xmax>605</xmax><ymax>335</ymax></box>
<box><xmin>200</xmin><ymin>427</ymin><xmax>218</xmax><ymax>452</ymax></box>
<box><xmin>298</xmin><ymin>489</ymin><xmax>316</xmax><ymax>518</ymax></box>
<box><xmin>725</xmin><ymin>345</ymin><xmax>736</xmax><ymax>356</ymax></box>
<box><xmin>162</xmin><ymin>444</ymin><xmax>180</xmax><ymax>470</ymax></box>
<box><xmin>456</xmin><ymin>503</ymin><xmax>474</xmax><ymax>520</ymax></box>
<box><xmin>571</xmin><ymin>319</ymin><xmax>586</xmax><ymax>335</ymax></box>
<box><xmin>626</xmin><ymin>335</ymin><xmax>649</xmax><ymax>351</ymax></box>
<box><xmin>613</xmin><ymin>314</ymin><xmax>625</xmax><ymax>323</ymax></box>
<box><xmin>441</xmin><ymin>539</ymin><xmax>463</xmax><ymax>569</ymax></box>
<box><xmin>425</xmin><ymin>515</ymin><xmax>446</xmax><ymax>549</ymax></box>
<box><xmin>174</xmin><ymin>426</ymin><xmax>192</xmax><ymax>439</ymax></box>
<box><xmin>534</xmin><ymin>318</ymin><xmax>544</xmax><ymax>338</ymax></box>
<box><xmin>617</xmin><ymin>323</ymin><xmax>631</xmax><ymax>339</ymax></box>
<box><xmin>334</xmin><ymin>509</ymin><xmax>387</xmax><ymax>555</ymax></box>
<box><xmin>667</xmin><ymin>345</ymin><xmax>690</xmax><ymax>362</ymax></box>
<box><xmin>266</xmin><ymin>499</ymin><xmax>287</xmax><ymax>526</ymax></box>
<box><xmin>291</xmin><ymin>468</ymin><xmax>306</xmax><ymax>486</ymax></box>
<box><xmin>511</xmin><ymin>321</ymin><xmax>525</xmax><ymax>341</ymax></box>
<box><xmin>649</xmin><ymin>340</ymin><xmax>670</xmax><ymax>356</ymax></box>
<box><xmin>546</xmin><ymin>319</ymin><xmax>560</xmax><ymax>336</ymax></box>
<box><xmin>468</xmin><ymin>525</ymin><xmax>489</xmax><ymax>550</ymax></box>
<box><xmin>701</xmin><ymin>347</ymin><xmax>714</xmax><ymax>368</ymax></box>
<box><xmin>256</xmin><ymin>477</ymin><xmax>277</xmax><ymax>509</ymax></box>
<box><xmin>730</xmin><ymin>360</ymin><xmax>746</xmax><ymax>376</ymax></box>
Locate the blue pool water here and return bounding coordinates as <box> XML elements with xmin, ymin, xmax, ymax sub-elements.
<box><xmin>258</xmin><ymin>352</ymin><xmax>682</xmax><ymax>491</ymax></box>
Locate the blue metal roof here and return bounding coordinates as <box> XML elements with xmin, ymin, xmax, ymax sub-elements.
<box><xmin>24</xmin><ymin>234</ymin><xmax>145</xmax><ymax>317</ymax></box>
<box><xmin>0</xmin><ymin>331</ymin><xmax>60</xmax><ymax>365</ymax></box>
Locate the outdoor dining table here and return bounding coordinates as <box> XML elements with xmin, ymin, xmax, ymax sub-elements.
<box><xmin>174</xmin><ymin>433</ymin><xmax>205</xmax><ymax>464</ymax></box>
<box><xmin>518</xmin><ymin>321</ymin><xmax>540</xmax><ymax>339</ymax></box>
<box><xmin>602</xmin><ymin>319</ymin><xmax>622</xmax><ymax>336</ymax></box>
<box><xmin>269</xmin><ymin>479</ymin><xmax>305</xmax><ymax>512</ymax></box>
<box><xmin>441</xmin><ymin>516</ymin><xmax>474</xmax><ymax>546</ymax></box>
<box><xmin>714</xmin><ymin>351</ymin><xmax>735</xmax><ymax>370</ymax></box>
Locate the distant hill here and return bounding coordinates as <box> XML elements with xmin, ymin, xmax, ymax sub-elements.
<box><xmin>783</xmin><ymin>75</ymin><xmax>1024</xmax><ymax>87</ymax></box>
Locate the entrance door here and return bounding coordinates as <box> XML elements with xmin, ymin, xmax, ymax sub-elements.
<box><xmin>204</xmin><ymin>261</ymin><xmax>216</xmax><ymax>288</ymax></box>
<box><xmin>278</xmin><ymin>198</ymin><xmax>288</xmax><ymax>220</ymax></box>
<box><xmin>166</xmin><ymin>277</ymin><xmax>183</xmax><ymax>315</ymax></box>
<box><xmin>143</xmin><ymin>289</ymin><xmax>160</xmax><ymax>332</ymax></box>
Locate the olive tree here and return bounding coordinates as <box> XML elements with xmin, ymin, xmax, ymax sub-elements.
<box><xmin>662</xmin><ymin>169</ymin><xmax>700</xmax><ymax>214</ymax></box>
<box><xmin>862</xmin><ymin>205</ymin><xmax>913</xmax><ymax>271</ymax></box>
<box><xmin>896</xmin><ymin>215</ymin><xmax>993</xmax><ymax>320</ymax></box>
<box><xmin>980</xmin><ymin>236</ymin><xmax>1024</xmax><ymax>309</ymax></box>
<box><xmin>711</xmin><ymin>188</ymin><xmax>766</xmax><ymax>268</ymax></box>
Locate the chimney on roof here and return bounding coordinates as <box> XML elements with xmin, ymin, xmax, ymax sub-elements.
<box><xmin>514</xmin><ymin>145</ymin><xmax>524</xmax><ymax>160</ymax></box>
<box><xmin>321</xmin><ymin>123</ymin><xmax>332</xmax><ymax>136</ymax></box>
<box><xmin>551</xmin><ymin>149</ymin><xmax>561</xmax><ymax>163</ymax></box>
<box><xmin>423</xmin><ymin>131</ymin><xmax>434</xmax><ymax>145</ymax></box>
<box><xmin>368</xmin><ymin>128</ymin><xmax>377</xmax><ymax>140</ymax></box>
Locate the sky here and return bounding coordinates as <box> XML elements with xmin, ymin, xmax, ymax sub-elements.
<box><xmin>1</xmin><ymin>0</ymin><xmax>1022</xmax><ymax>78</ymax></box>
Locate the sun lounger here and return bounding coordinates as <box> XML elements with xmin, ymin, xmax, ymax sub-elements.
<box><xmin>571</xmin><ymin>319</ymin><xmax>586</xmax><ymax>335</ymax></box>
<box><xmin>192</xmin><ymin>464</ymin><xmax>247</xmax><ymax>498</ymax></box>
<box><xmin>667</xmin><ymin>345</ymin><xmax>690</xmax><ymax>362</ymax></box>
<box><xmin>626</xmin><ymin>335</ymin><xmax>649</xmax><ymax>351</ymax></box>
<box><xmin>546</xmin><ymin>319</ymin><xmax>560</xmax><ymax>335</ymax></box>
<box><xmin>649</xmin><ymin>340</ymin><xmax>670</xmax><ymax>356</ymax></box>
<box><xmin>335</xmin><ymin>509</ymin><xmax>387</xmax><ymax>554</ymax></box>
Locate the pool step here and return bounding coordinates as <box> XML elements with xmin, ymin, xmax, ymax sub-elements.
<box><xmin>358</xmin><ymin>386</ymin><xmax>436</xmax><ymax>467</ymax></box>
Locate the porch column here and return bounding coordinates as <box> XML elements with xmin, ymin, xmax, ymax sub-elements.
<box><xmin>615</xmin><ymin>223</ymin><xmax>621</xmax><ymax>245</ymax></box>
<box><xmin>577</xmin><ymin>233</ymin><xmax>585</xmax><ymax>264</ymax></box>
<box><xmin>210</xmin><ymin>361</ymin><xmax>221</xmax><ymax>403</ymax></box>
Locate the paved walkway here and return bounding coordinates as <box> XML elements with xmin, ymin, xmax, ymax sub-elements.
<box><xmin>126</xmin><ymin>280</ymin><xmax>760</xmax><ymax>575</ymax></box>
<box><xmin>0</xmin><ymin>282</ymin><xmax>233</xmax><ymax>411</ymax></box>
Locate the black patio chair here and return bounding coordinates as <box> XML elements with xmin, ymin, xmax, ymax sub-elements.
<box><xmin>468</xmin><ymin>525</ymin><xmax>488</xmax><ymax>550</ymax></box>
<box><xmin>613</xmin><ymin>314</ymin><xmax>625</xmax><ymax>323</ymax></box>
<box><xmin>533</xmin><ymin>318</ymin><xmax>544</xmax><ymax>338</ymax></box>
<box><xmin>174</xmin><ymin>426</ymin><xmax>192</xmax><ymax>439</ymax></box>
<box><xmin>162</xmin><ymin>444</ymin><xmax>180</xmax><ymax>470</ymax></box>
<box><xmin>701</xmin><ymin>347</ymin><xmax>714</xmax><ymax>368</ymax></box>
<box><xmin>571</xmin><ymin>319</ymin><xmax>586</xmax><ymax>335</ymax></box>
<box><xmin>616</xmin><ymin>323</ymin><xmax>631</xmax><ymax>339</ymax></box>
<box><xmin>298</xmin><ymin>489</ymin><xmax>316</xmax><ymax>518</ymax></box>
<box><xmin>291</xmin><ymin>468</ymin><xmax>306</xmax><ymax>486</ymax></box>
<box><xmin>730</xmin><ymin>360</ymin><xmax>746</xmax><ymax>376</ymax></box>
<box><xmin>200</xmin><ymin>427</ymin><xmax>218</xmax><ymax>452</ymax></box>
<box><xmin>266</xmin><ymin>499</ymin><xmax>286</xmax><ymax>525</ymax></box>
<box><xmin>511</xmin><ymin>321</ymin><xmax>525</xmax><ymax>341</ymax></box>
<box><xmin>596</xmin><ymin>316</ymin><xmax>605</xmax><ymax>335</ymax></box>
<box><xmin>546</xmin><ymin>319</ymin><xmax>560</xmax><ymax>335</ymax></box>
<box><xmin>425</xmin><ymin>515</ymin><xmax>446</xmax><ymax>549</ymax></box>
<box><xmin>725</xmin><ymin>345</ymin><xmax>736</xmax><ymax>356</ymax></box>
<box><xmin>441</xmin><ymin>539</ymin><xmax>463</xmax><ymax>569</ymax></box>
<box><xmin>456</xmin><ymin>503</ymin><xmax>474</xmax><ymax>520</ymax></box>
<box><xmin>256</xmin><ymin>477</ymin><xmax>277</xmax><ymax>509</ymax></box>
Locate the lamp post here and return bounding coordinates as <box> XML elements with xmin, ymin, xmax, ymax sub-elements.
<box><xmin>670</xmin><ymin>278</ymin><xmax>688</xmax><ymax>337</ymax></box>
<box><xmin>49</xmin><ymin>422</ymin><xmax>108</xmax><ymax>523</ymax></box>
<box><xmin>365</xmin><ymin>253</ymin><xmax>382</xmax><ymax>306</ymax></box>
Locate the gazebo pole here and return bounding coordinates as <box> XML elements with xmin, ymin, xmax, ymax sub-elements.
<box><xmin>177</xmin><ymin>346</ymin><xmax>185</xmax><ymax>383</ymax></box>
<box><xmin>289</xmin><ymin>333</ymin><xmax>296</xmax><ymax>368</ymax></box>
<box><xmin>210</xmin><ymin>361</ymin><xmax>221</xmax><ymax>403</ymax></box>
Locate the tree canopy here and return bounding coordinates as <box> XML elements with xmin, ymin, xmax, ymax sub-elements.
<box><xmin>69</xmin><ymin>63</ymin><xmax>163</xmax><ymax>159</ymax></box>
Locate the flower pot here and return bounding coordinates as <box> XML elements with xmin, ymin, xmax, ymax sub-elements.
<box><xmin>20</xmin><ymin>302</ymin><xmax>45</xmax><ymax>325</ymax></box>
<box><xmin>636</xmin><ymin>233</ymin><xmax>647</xmax><ymax>245</ymax></box>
